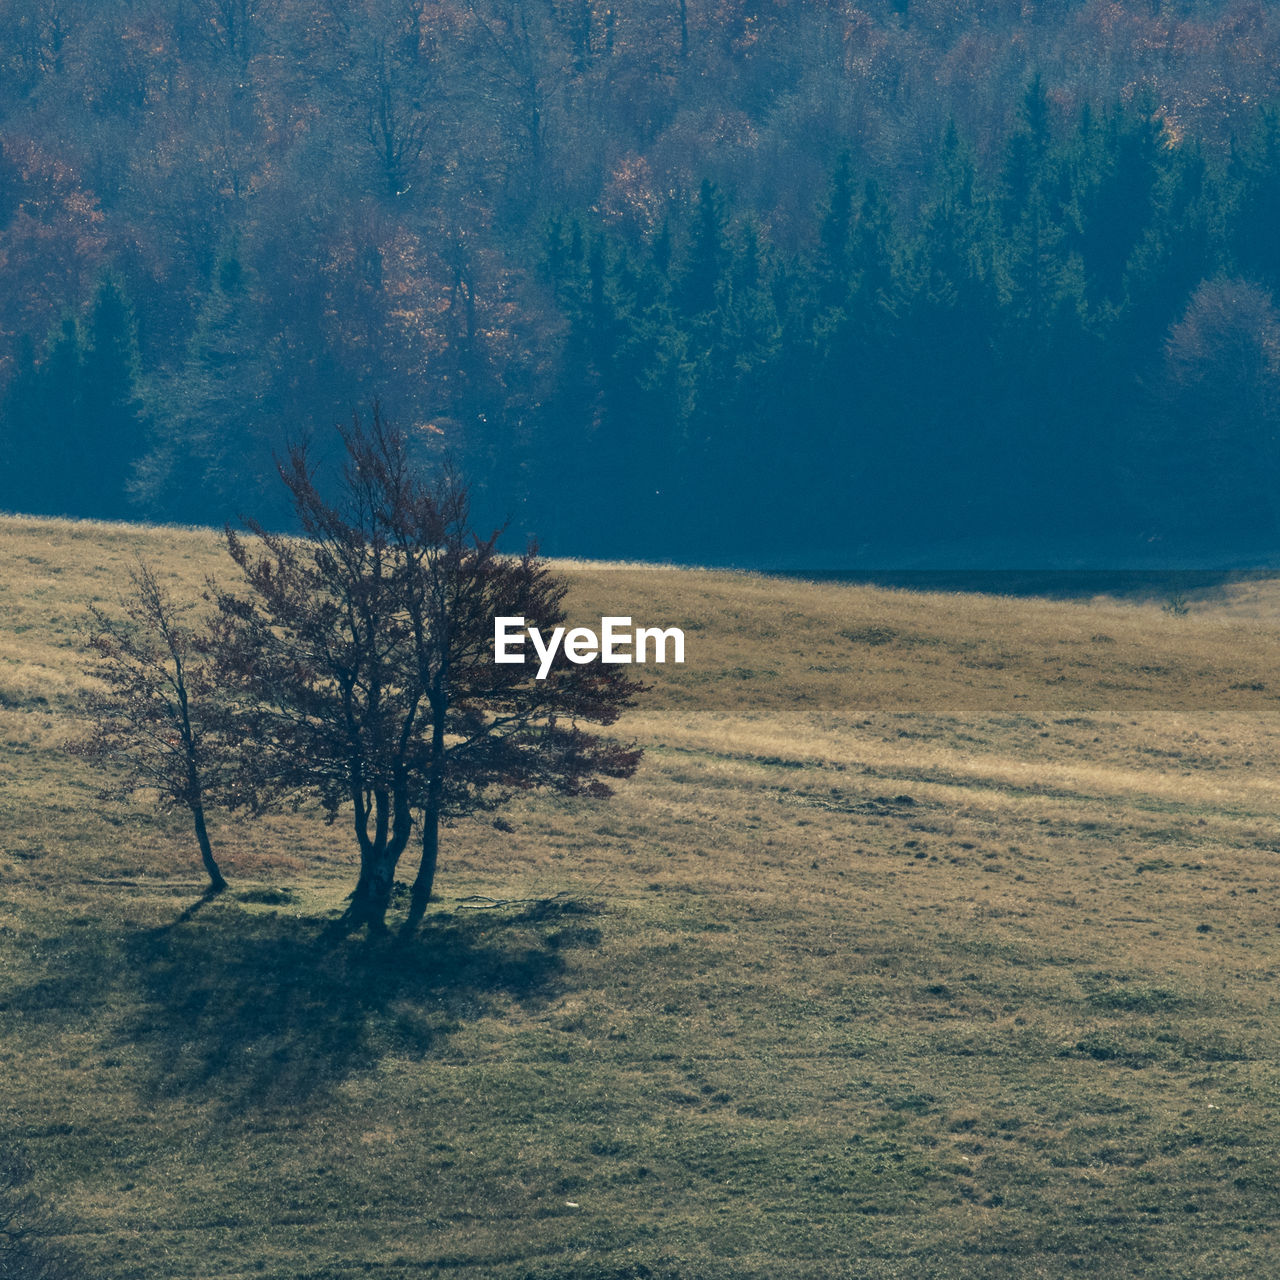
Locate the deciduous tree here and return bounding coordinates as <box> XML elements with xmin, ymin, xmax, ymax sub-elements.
<box><xmin>210</xmin><ymin>406</ymin><xmax>643</xmax><ymax>933</ymax></box>
<box><xmin>72</xmin><ymin>560</ymin><xmax>230</xmax><ymax>893</ymax></box>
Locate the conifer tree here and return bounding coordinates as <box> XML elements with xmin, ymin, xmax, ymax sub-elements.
<box><xmin>37</xmin><ymin>316</ymin><xmax>84</xmax><ymax>517</ymax></box>
<box><xmin>1000</xmin><ymin>74</ymin><xmax>1055</xmax><ymax>233</ymax></box>
<box><xmin>1226</xmin><ymin>107</ymin><xmax>1280</xmax><ymax>297</ymax></box>
<box><xmin>701</xmin><ymin>217</ymin><xmax>785</xmax><ymax>552</ymax></box>
<box><xmin>145</xmin><ymin>240</ymin><xmax>273</xmax><ymax>523</ymax></box>
<box><xmin>1071</xmin><ymin>98</ymin><xmax>1169</xmax><ymax>312</ymax></box>
<box><xmin>79</xmin><ymin>273</ymin><xmax>146</xmax><ymax>519</ymax></box>
<box><xmin>678</xmin><ymin>180</ymin><xmax>727</xmax><ymax>318</ymax></box>
<box><xmin>0</xmin><ymin>320</ymin><xmax>79</xmax><ymax>518</ymax></box>
<box><xmin>993</xmin><ymin>86</ymin><xmax>1103</xmax><ymax>533</ymax></box>
<box><xmin>0</xmin><ymin>334</ymin><xmax>43</xmax><ymax>513</ymax></box>
<box><xmin>1</xmin><ymin>286</ymin><xmax>144</xmax><ymax>521</ymax></box>
<box><xmin>900</xmin><ymin>123</ymin><xmax>1001</xmax><ymax>531</ymax></box>
<box><xmin>816</xmin><ymin>152</ymin><xmax>855</xmax><ymax>310</ymax></box>
<box><xmin>807</xmin><ymin>177</ymin><xmax>902</xmax><ymax>535</ymax></box>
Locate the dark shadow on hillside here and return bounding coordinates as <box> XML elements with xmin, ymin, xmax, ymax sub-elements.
<box><xmin>8</xmin><ymin>903</ymin><xmax>585</xmax><ymax>1115</ymax></box>
<box><xmin>773</xmin><ymin>568</ymin><xmax>1274</xmax><ymax>601</ymax></box>
<box><xmin>0</xmin><ymin>1143</ymin><xmax>85</xmax><ymax>1280</ymax></box>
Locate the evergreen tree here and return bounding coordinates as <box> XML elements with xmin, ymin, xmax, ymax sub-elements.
<box><xmin>807</xmin><ymin>177</ymin><xmax>903</xmax><ymax>542</ymax></box>
<box><xmin>816</xmin><ymin>152</ymin><xmax>855</xmax><ymax>310</ymax></box>
<box><xmin>144</xmin><ymin>240</ymin><xmax>273</xmax><ymax>523</ymax></box>
<box><xmin>1122</xmin><ymin>139</ymin><xmax>1215</xmax><ymax>342</ymax></box>
<box><xmin>678</xmin><ymin>181</ymin><xmax>728</xmax><ymax>318</ymax></box>
<box><xmin>899</xmin><ymin>123</ymin><xmax>1002</xmax><ymax>535</ymax></box>
<box><xmin>1107</xmin><ymin>138</ymin><xmax>1219</xmax><ymax>529</ymax></box>
<box><xmin>685</xmin><ymin>217</ymin><xmax>783</xmax><ymax>555</ymax></box>
<box><xmin>1070</xmin><ymin>98</ymin><xmax>1169</xmax><ymax>313</ymax></box>
<box><xmin>540</xmin><ymin>226</ymin><xmax>677</xmax><ymax>551</ymax></box>
<box><xmin>1226</xmin><ymin>107</ymin><xmax>1280</xmax><ymax>297</ymax></box>
<box><xmin>78</xmin><ymin>273</ymin><xmax>147</xmax><ymax>519</ymax></box>
<box><xmin>1000</xmin><ymin>75</ymin><xmax>1055</xmax><ymax>234</ymax></box>
<box><xmin>0</xmin><ymin>334</ymin><xmax>43</xmax><ymax>512</ymax></box>
<box><xmin>994</xmin><ymin>86</ymin><xmax>1100</xmax><ymax>536</ymax></box>
<box><xmin>42</xmin><ymin>314</ymin><xmax>84</xmax><ymax>510</ymax></box>
<box><xmin>2</xmin><ymin>290</ymin><xmax>145</xmax><ymax>522</ymax></box>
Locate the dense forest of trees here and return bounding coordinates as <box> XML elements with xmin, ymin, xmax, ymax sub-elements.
<box><xmin>2</xmin><ymin>1</ymin><xmax>1280</xmax><ymax>563</ymax></box>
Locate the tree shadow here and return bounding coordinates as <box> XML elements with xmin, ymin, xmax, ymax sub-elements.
<box><xmin>0</xmin><ymin>1142</ymin><xmax>83</xmax><ymax>1280</ymax></box>
<box><xmin>11</xmin><ymin>900</ymin><xmax>586</xmax><ymax>1116</ymax></box>
<box><xmin>157</xmin><ymin>883</ymin><xmax>225</xmax><ymax>930</ymax></box>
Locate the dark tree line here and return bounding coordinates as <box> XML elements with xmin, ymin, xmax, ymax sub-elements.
<box><xmin>2</xmin><ymin>3</ymin><xmax>1280</xmax><ymax>560</ymax></box>
<box><xmin>533</xmin><ymin>89</ymin><xmax>1280</xmax><ymax>560</ymax></box>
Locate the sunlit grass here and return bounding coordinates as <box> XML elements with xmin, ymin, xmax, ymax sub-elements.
<box><xmin>3</xmin><ymin>515</ymin><xmax>1280</xmax><ymax>1277</ymax></box>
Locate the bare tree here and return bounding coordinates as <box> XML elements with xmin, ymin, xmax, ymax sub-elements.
<box><xmin>209</xmin><ymin>405</ymin><xmax>643</xmax><ymax>933</ymax></box>
<box><xmin>364</xmin><ymin>34</ymin><xmax>434</xmax><ymax>199</ymax></box>
<box><xmin>1150</xmin><ymin>275</ymin><xmax>1280</xmax><ymax>533</ymax></box>
<box><xmin>71</xmin><ymin>560</ymin><xmax>229</xmax><ymax>893</ymax></box>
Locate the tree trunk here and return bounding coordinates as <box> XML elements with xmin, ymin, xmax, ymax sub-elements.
<box><xmin>405</xmin><ymin>797</ymin><xmax>439</xmax><ymax>934</ymax></box>
<box><xmin>349</xmin><ymin>851</ymin><xmax>396</xmax><ymax>933</ymax></box>
<box><xmin>347</xmin><ymin>781</ymin><xmax>414</xmax><ymax>934</ymax></box>
<box><xmin>405</xmin><ymin>695</ymin><xmax>446</xmax><ymax>935</ymax></box>
<box><xmin>191</xmin><ymin>800</ymin><xmax>228</xmax><ymax>893</ymax></box>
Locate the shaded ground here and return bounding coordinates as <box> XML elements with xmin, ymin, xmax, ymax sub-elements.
<box><xmin>9</xmin><ymin>898</ymin><xmax>591</xmax><ymax>1115</ymax></box>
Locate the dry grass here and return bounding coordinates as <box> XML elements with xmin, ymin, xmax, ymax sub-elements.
<box><xmin>3</xmin><ymin>516</ymin><xmax>1280</xmax><ymax>1277</ymax></box>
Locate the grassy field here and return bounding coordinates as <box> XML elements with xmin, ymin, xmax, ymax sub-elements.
<box><xmin>4</xmin><ymin>514</ymin><xmax>1280</xmax><ymax>1278</ymax></box>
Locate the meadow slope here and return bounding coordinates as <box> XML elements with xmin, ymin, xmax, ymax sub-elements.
<box><xmin>2</xmin><ymin>515</ymin><xmax>1280</xmax><ymax>1278</ymax></box>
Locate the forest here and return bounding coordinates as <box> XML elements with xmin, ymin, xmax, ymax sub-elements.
<box><xmin>2</xmin><ymin>0</ymin><xmax>1280</xmax><ymax>564</ymax></box>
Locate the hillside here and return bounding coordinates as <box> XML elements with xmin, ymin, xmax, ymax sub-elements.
<box><xmin>6</xmin><ymin>4</ymin><xmax>1280</xmax><ymax>560</ymax></box>
<box><xmin>4</xmin><ymin>515</ymin><xmax>1280</xmax><ymax>1277</ymax></box>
